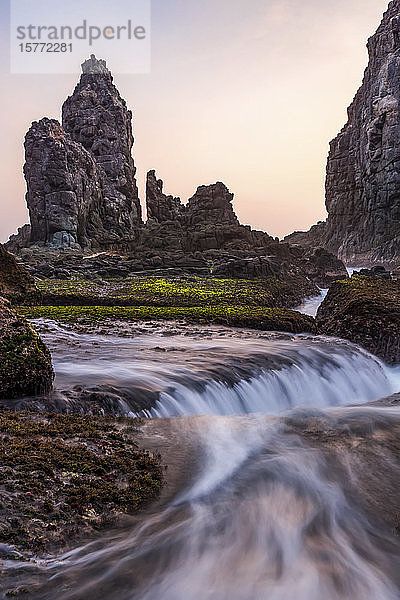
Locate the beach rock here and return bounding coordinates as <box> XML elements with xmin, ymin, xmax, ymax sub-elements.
<box><xmin>0</xmin><ymin>298</ymin><xmax>54</xmax><ymax>399</ymax></box>
<box><xmin>146</xmin><ymin>170</ymin><xmax>184</xmax><ymax>222</ymax></box>
<box><xmin>5</xmin><ymin>225</ymin><xmax>31</xmax><ymax>254</ymax></box>
<box><xmin>22</xmin><ymin>55</ymin><xmax>141</xmax><ymax>251</ymax></box>
<box><xmin>302</xmin><ymin>247</ymin><xmax>348</xmax><ymax>288</ymax></box>
<box><xmin>316</xmin><ymin>275</ymin><xmax>400</xmax><ymax>364</ymax></box>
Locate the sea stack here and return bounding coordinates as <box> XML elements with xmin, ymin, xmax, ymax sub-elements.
<box><xmin>23</xmin><ymin>55</ymin><xmax>141</xmax><ymax>251</ymax></box>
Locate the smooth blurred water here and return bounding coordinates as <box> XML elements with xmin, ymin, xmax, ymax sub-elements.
<box><xmin>2</xmin><ymin>320</ymin><xmax>399</xmax><ymax>600</ymax></box>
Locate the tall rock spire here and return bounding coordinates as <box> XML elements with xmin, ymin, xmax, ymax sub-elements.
<box><xmin>62</xmin><ymin>55</ymin><xmax>142</xmax><ymax>232</ymax></box>
<box><xmin>22</xmin><ymin>56</ymin><xmax>142</xmax><ymax>251</ymax></box>
<box><xmin>324</xmin><ymin>0</ymin><xmax>400</xmax><ymax>264</ymax></box>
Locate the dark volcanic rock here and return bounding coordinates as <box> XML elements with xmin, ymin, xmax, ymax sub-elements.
<box><xmin>6</xmin><ymin>224</ymin><xmax>31</xmax><ymax>254</ymax></box>
<box><xmin>185</xmin><ymin>182</ymin><xmax>239</xmax><ymax>227</ymax></box>
<box><xmin>323</xmin><ymin>0</ymin><xmax>400</xmax><ymax>265</ymax></box>
<box><xmin>0</xmin><ymin>298</ymin><xmax>54</xmax><ymax>399</ymax></box>
<box><xmin>63</xmin><ymin>55</ymin><xmax>141</xmax><ymax>232</ymax></box>
<box><xmin>23</xmin><ymin>56</ymin><xmax>141</xmax><ymax>251</ymax></box>
<box><xmin>146</xmin><ymin>170</ymin><xmax>184</xmax><ymax>222</ymax></box>
<box><xmin>316</xmin><ymin>275</ymin><xmax>400</xmax><ymax>364</ymax></box>
<box><xmin>302</xmin><ymin>247</ymin><xmax>348</xmax><ymax>288</ymax></box>
<box><xmin>0</xmin><ymin>244</ymin><xmax>37</xmax><ymax>302</ymax></box>
<box><xmin>24</xmin><ymin>118</ymin><xmax>106</xmax><ymax>250</ymax></box>
<box><xmin>286</xmin><ymin>1</ymin><xmax>400</xmax><ymax>267</ymax></box>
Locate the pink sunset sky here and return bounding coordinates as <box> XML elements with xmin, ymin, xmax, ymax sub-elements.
<box><xmin>0</xmin><ymin>0</ymin><xmax>391</xmax><ymax>243</ymax></box>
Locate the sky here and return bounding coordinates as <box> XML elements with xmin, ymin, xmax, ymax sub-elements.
<box><xmin>0</xmin><ymin>0</ymin><xmax>391</xmax><ymax>243</ymax></box>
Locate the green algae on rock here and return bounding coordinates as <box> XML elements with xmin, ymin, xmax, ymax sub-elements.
<box><xmin>20</xmin><ymin>305</ymin><xmax>316</xmax><ymax>334</ymax></box>
<box><xmin>35</xmin><ymin>275</ymin><xmax>315</xmax><ymax>310</ymax></box>
<box><xmin>0</xmin><ymin>299</ymin><xmax>54</xmax><ymax>399</ymax></box>
<box><xmin>316</xmin><ymin>275</ymin><xmax>400</xmax><ymax>364</ymax></box>
<box><xmin>0</xmin><ymin>410</ymin><xmax>163</xmax><ymax>555</ymax></box>
<box><xmin>0</xmin><ymin>244</ymin><xmax>39</xmax><ymax>305</ymax></box>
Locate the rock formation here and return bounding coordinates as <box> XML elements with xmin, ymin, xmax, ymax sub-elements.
<box><xmin>286</xmin><ymin>1</ymin><xmax>400</xmax><ymax>267</ymax></box>
<box><xmin>146</xmin><ymin>170</ymin><xmax>183</xmax><ymax>222</ymax></box>
<box><xmin>0</xmin><ymin>298</ymin><xmax>54</xmax><ymax>399</ymax></box>
<box><xmin>316</xmin><ymin>274</ymin><xmax>400</xmax><ymax>364</ymax></box>
<box><xmin>21</xmin><ymin>55</ymin><xmax>141</xmax><ymax>251</ymax></box>
<box><xmin>0</xmin><ymin>243</ymin><xmax>37</xmax><ymax>302</ymax></box>
<box><xmin>24</xmin><ymin>118</ymin><xmax>106</xmax><ymax>250</ymax></box>
<box><xmin>62</xmin><ymin>55</ymin><xmax>141</xmax><ymax>230</ymax></box>
<box><xmin>185</xmin><ymin>182</ymin><xmax>239</xmax><ymax>227</ymax></box>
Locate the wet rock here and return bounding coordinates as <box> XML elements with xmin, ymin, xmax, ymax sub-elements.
<box><xmin>0</xmin><ymin>298</ymin><xmax>54</xmax><ymax>399</ymax></box>
<box><xmin>316</xmin><ymin>275</ymin><xmax>400</xmax><ymax>364</ymax></box>
<box><xmin>302</xmin><ymin>247</ymin><xmax>348</xmax><ymax>288</ymax></box>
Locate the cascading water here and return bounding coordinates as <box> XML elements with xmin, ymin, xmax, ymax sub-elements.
<box><xmin>1</xmin><ymin>319</ymin><xmax>400</xmax><ymax>600</ymax></box>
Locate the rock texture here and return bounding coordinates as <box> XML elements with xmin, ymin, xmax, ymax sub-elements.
<box><xmin>24</xmin><ymin>118</ymin><xmax>106</xmax><ymax>250</ymax></box>
<box><xmin>146</xmin><ymin>170</ymin><xmax>183</xmax><ymax>222</ymax></box>
<box><xmin>316</xmin><ymin>275</ymin><xmax>400</xmax><ymax>364</ymax></box>
<box><xmin>324</xmin><ymin>0</ymin><xmax>400</xmax><ymax>265</ymax></box>
<box><xmin>0</xmin><ymin>244</ymin><xmax>37</xmax><ymax>302</ymax></box>
<box><xmin>62</xmin><ymin>55</ymin><xmax>141</xmax><ymax>232</ymax></box>
<box><xmin>0</xmin><ymin>298</ymin><xmax>54</xmax><ymax>399</ymax></box>
<box><xmin>286</xmin><ymin>1</ymin><xmax>400</xmax><ymax>267</ymax></box>
<box><xmin>23</xmin><ymin>55</ymin><xmax>141</xmax><ymax>251</ymax></box>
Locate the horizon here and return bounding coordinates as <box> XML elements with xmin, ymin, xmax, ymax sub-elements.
<box><xmin>0</xmin><ymin>0</ymin><xmax>391</xmax><ymax>244</ymax></box>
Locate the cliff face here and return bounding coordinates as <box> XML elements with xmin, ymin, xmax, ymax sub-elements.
<box><xmin>286</xmin><ymin>1</ymin><xmax>400</xmax><ymax>266</ymax></box>
<box><xmin>23</xmin><ymin>56</ymin><xmax>141</xmax><ymax>251</ymax></box>
<box><xmin>324</xmin><ymin>0</ymin><xmax>400</xmax><ymax>265</ymax></box>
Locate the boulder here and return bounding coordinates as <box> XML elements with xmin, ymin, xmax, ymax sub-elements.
<box><xmin>0</xmin><ymin>298</ymin><xmax>54</xmax><ymax>399</ymax></box>
<box><xmin>0</xmin><ymin>244</ymin><xmax>37</xmax><ymax>303</ymax></box>
<box><xmin>316</xmin><ymin>275</ymin><xmax>400</xmax><ymax>364</ymax></box>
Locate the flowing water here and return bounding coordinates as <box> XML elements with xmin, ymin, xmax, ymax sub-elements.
<box><xmin>1</xmin><ymin>320</ymin><xmax>400</xmax><ymax>599</ymax></box>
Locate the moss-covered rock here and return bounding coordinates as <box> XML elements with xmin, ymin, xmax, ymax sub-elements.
<box><xmin>0</xmin><ymin>244</ymin><xmax>38</xmax><ymax>304</ymax></box>
<box><xmin>316</xmin><ymin>275</ymin><xmax>400</xmax><ymax>364</ymax></box>
<box><xmin>20</xmin><ymin>305</ymin><xmax>316</xmax><ymax>334</ymax></box>
<box><xmin>35</xmin><ymin>275</ymin><xmax>314</xmax><ymax>309</ymax></box>
<box><xmin>0</xmin><ymin>299</ymin><xmax>54</xmax><ymax>399</ymax></box>
<box><xmin>0</xmin><ymin>410</ymin><xmax>163</xmax><ymax>555</ymax></box>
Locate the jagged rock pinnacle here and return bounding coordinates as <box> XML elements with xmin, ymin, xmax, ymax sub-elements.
<box><xmin>81</xmin><ymin>54</ymin><xmax>110</xmax><ymax>75</ymax></box>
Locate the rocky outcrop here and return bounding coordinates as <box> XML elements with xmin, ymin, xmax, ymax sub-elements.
<box><xmin>6</xmin><ymin>225</ymin><xmax>31</xmax><ymax>254</ymax></box>
<box><xmin>22</xmin><ymin>56</ymin><xmax>141</xmax><ymax>251</ymax></box>
<box><xmin>0</xmin><ymin>298</ymin><xmax>54</xmax><ymax>399</ymax></box>
<box><xmin>24</xmin><ymin>118</ymin><xmax>107</xmax><ymax>250</ymax></box>
<box><xmin>0</xmin><ymin>244</ymin><xmax>37</xmax><ymax>302</ymax></box>
<box><xmin>62</xmin><ymin>55</ymin><xmax>141</xmax><ymax>232</ymax></box>
<box><xmin>185</xmin><ymin>182</ymin><xmax>239</xmax><ymax>227</ymax></box>
<box><xmin>302</xmin><ymin>247</ymin><xmax>348</xmax><ymax>288</ymax></box>
<box><xmin>286</xmin><ymin>1</ymin><xmax>400</xmax><ymax>267</ymax></box>
<box><xmin>146</xmin><ymin>170</ymin><xmax>183</xmax><ymax>222</ymax></box>
<box><xmin>316</xmin><ymin>275</ymin><xmax>400</xmax><ymax>364</ymax></box>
